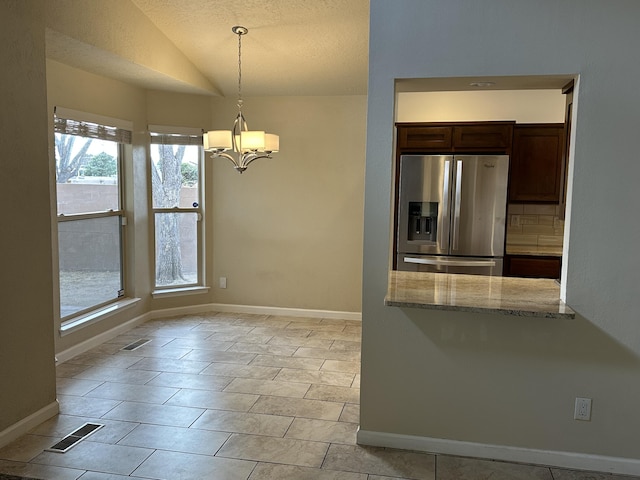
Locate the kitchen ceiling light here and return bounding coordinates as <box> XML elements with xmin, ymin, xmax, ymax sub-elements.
<box><xmin>203</xmin><ymin>26</ymin><xmax>279</xmax><ymax>174</ymax></box>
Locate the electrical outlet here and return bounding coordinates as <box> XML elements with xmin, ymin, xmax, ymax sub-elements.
<box><xmin>219</xmin><ymin>277</ymin><xmax>227</xmax><ymax>289</ymax></box>
<box><xmin>574</xmin><ymin>397</ymin><xmax>592</xmax><ymax>421</ymax></box>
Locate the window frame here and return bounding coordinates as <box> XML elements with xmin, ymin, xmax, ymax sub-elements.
<box><xmin>148</xmin><ymin>125</ymin><xmax>206</xmax><ymax>294</ymax></box>
<box><xmin>53</xmin><ymin>107</ymin><xmax>133</xmax><ymax>331</ymax></box>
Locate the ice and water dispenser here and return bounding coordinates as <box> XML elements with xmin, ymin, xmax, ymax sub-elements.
<box><xmin>407</xmin><ymin>201</ymin><xmax>438</xmax><ymax>243</ymax></box>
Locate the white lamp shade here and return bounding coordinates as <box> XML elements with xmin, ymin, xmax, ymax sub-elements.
<box><xmin>240</xmin><ymin>131</ymin><xmax>265</xmax><ymax>151</ymax></box>
<box><xmin>206</xmin><ymin>130</ymin><xmax>232</xmax><ymax>150</ymax></box>
<box><xmin>265</xmin><ymin>134</ymin><xmax>279</xmax><ymax>153</ymax></box>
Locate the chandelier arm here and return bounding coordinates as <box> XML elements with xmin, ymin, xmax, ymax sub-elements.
<box><xmin>241</xmin><ymin>153</ymin><xmax>272</xmax><ymax>169</ymax></box>
<box><xmin>209</xmin><ymin>151</ymin><xmax>240</xmax><ymax>170</ymax></box>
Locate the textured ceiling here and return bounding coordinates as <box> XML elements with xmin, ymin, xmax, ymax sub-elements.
<box><xmin>127</xmin><ymin>0</ymin><xmax>370</xmax><ymax>96</ymax></box>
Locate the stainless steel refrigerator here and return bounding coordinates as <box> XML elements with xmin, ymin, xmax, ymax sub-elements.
<box><xmin>396</xmin><ymin>154</ymin><xmax>509</xmax><ymax>275</ymax></box>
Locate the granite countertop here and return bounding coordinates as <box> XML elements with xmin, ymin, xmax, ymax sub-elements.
<box><xmin>385</xmin><ymin>270</ymin><xmax>575</xmax><ymax>319</ymax></box>
<box><xmin>505</xmin><ymin>245</ymin><xmax>563</xmax><ymax>256</ymax></box>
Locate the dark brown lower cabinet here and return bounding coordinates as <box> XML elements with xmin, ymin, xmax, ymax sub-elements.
<box><xmin>504</xmin><ymin>255</ymin><xmax>561</xmax><ymax>279</ymax></box>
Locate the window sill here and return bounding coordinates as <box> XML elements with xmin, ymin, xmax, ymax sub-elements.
<box><xmin>60</xmin><ymin>297</ymin><xmax>141</xmax><ymax>336</ymax></box>
<box><xmin>152</xmin><ymin>286</ymin><xmax>210</xmax><ymax>299</ymax></box>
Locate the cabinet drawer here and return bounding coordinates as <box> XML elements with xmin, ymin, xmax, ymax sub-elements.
<box><xmin>398</xmin><ymin>126</ymin><xmax>452</xmax><ymax>149</ymax></box>
<box><xmin>504</xmin><ymin>255</ymin><xmax>561</xmax><ymax>279</ymax></box>
<box><xmin>453</xmin><ymin>124</ymin><xmax>513</xmax><ymax>149</ymax></box>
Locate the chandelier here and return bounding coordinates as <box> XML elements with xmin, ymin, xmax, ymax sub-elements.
<box><xmin>203</xmin><ymin>26</ymin><xmax>279</xmax><ymax>174</ymax></box>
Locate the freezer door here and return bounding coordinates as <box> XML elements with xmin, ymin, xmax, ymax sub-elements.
<box><xmin>397</xmin><ymin>155</ymin><xmax>453</xmax><ymax>255</ymax></box>
<box><xmin>450</xmin><ymin>155</ymin><xmax>509</xmax><ymax>257</ymax></box>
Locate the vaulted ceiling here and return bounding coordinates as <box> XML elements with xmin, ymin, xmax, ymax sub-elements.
<box><xmin>44</xmin><ymin>0</ymin><xmax>370</xmax><ymax>97</ymax></box>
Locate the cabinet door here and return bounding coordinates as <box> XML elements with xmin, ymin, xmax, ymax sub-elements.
<box><xmin>509</xmin><ymin>125</ymin><xmax>564</xmax><ymax>203</ymax></box>
<box><xmin>504</xmin><ymin>255</ymin><xmax>561</xmax><ymax>279</ymax></box>
<box><xmin>453</xmin><ymin>124</ymin><xmax>513</xmax><ymax>150</ymax></box>
<box><xmin>397</xmin><ymin>125</ymin><xmax>452</xmax><ymax>150</ymax></box>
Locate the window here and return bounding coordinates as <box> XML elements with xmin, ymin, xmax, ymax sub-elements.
<box><xmin>54</xmin><ymin>107</ymin><xmax>131</xmax><ymax>322</ymax></box>
<box><xmin>149</xmin><ymin>127</ymin><xmax>204</xmax><ymax>290</ymax></box>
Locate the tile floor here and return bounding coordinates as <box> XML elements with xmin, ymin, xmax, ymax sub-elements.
<box><xmin>0</xmin><ymin>311</ymin><xmax>638</xmax><ymax>480</ymax></box>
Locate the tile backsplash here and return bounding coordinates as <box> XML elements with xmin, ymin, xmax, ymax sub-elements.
<box><xmin>506</xmin><ymin>204</ymin><xmax>564</xmax><ymax>247</ymax></box>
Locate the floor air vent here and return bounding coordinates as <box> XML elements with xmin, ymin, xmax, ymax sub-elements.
<box><xmin>46</xmin><ymin>423</ymin><xmax>104</xmax><ymax>453</ymax></box>
<box><xmin>121</xmin><ymin>338</ymin><xmax>151</xmax><ymax>351</ymax></box>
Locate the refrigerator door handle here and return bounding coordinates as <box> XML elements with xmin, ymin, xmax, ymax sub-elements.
<box><xmin>440</xmin><ymin>159</ymin><xmax>451</xmax><ymax>249</ymax></box>
<box><xmin>404</xmin><ymin>256</ymin><xmax>497</xmax><ymax>267</ymax></box>
<box><xmin>452</xmin><ymin>160</ymin><xmax>463</xmax><ymax>250</ymax></box>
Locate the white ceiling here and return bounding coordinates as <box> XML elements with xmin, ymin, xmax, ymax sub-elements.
<box><xmin>46</xmin><ymin>0</ymin><xmax>370</xmax><ymax>97</ymax></box>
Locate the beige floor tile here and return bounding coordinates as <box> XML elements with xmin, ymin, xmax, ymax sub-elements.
<box><xmin>162</xmin><ymin>337</ymin><xmax>234</xmax><ymax>351</ymax></box>
<box><xmin>73</xmin><ymin>366</ymin><xmax>160</xmax><ymax>385</ymax></box>
<box><xmin>343</xmin><ymin>325</ymin><xmax>362</xmax><ymax>335</ymax></box>
<box><xmin>351</xmin><ymin>374</ymin><xmax>361</xmax><ymax>388</ymax></box>
<box><xmin>209</xmin><ymin>332</ymin><xmax>274</xmax><ymax>344</ymax></box>
<box><xmin>294</xmin><ymin>347</ymin><xmax>361</xmax><ymax>362</ymax></box>
<box><xmin>251</xmin><ymin>326</ymin><xmax>312</xmax><ymax>337</ymax></box>
<box><xmin>56</xmin><ymin>377</ymin><xmax>104</xmax><ymax>396</ymax></box>
<box><xmin>322</xmin><ymin>444</ymin><xmax>435</xmax><ymax>479</ymax></box>
<box><xmin>285</xmin><ymin>417</ymin><xmax>358</xmax><ymax>444</ymax></box>
<box><xmin>305</xmin><ymin>384</ymin><xmax>360</xmax><ymax>404</ymax></box>
<box><xmin>67</xmin><ymin>352</ymin><xmax>145</xmax><ymax>369</ymax></box>
<box><xmin>84</xmin><ymin>381</ymin><xmax>179</xmax><ymax>404</ymax></box>
<box><xmin>322</xmin><ymin>360</ymin><xmax>361</xmax><ymax>374</ymax></box>
<box><xmin>133</xmin><ymin>449</ymin><xmax>256</xmax><ymax>480</ymax></box>
<box><xmin>289</xmin><ymin>322</ymin><xmax>346</xmax><ymax>332</ymax></box>
<box><xmin>191</xmin><ymin>409</ymin><xmax>293</xmax><ymax>437</ymax></box>
<box><xmin>182</xmin><ymin>349</ymin><xmax>256</xmax><ymax>364</ymax></box>
<box><xmin>249</xmin><ymin>462</ymin><xmax>368</xmax><ymax>479</ymax></box>
<box><xmin>102</xmin><ymin>401</ymin><xmax>205</xmax><ymax>427</ymax></box>
<box><xmin>118</xmin><ymin>423</ymin><xmax>229</xmax><ymax>455</ymax></box>
<box><xmin>0</xmin><ymin>434</ymin><xmax>58</xmax><ymax>463</ymax></box>
<box><xmin>31</xmin><ymin>441</ymin><xmax>153</xmax><ymax>476</ymax></box>
<box><xmin>119</xmin><ymin>344</ymin><xmax>193</xmax><ymax>359</ymax></box>
<box><xmin>0</xmin><ymin>459</ymin><xmax>84</xmax><ymax>480</ymax></box>
<box><xmin>201</xmin><ymin>362</ymin><xmax>280</xmax><ymax>379</ymax></box>
<box><xmin>166</xmin><ymin>388</ymin><xmax>259</xmax><ymax>412</ymax></box>
<box><xmin>249</xmin><ymin>395</ymin><xmax>344</xmax><ymax>421</ymax></box>
<box><xmin>146</xmin><ymin>371</ymin><xmax>233</xmax><ymax>390</ymax></box>
<box><xmin>217</xmin><ymin>433</ymin><xmax>329</xmax><ymax>467</ymax></box>
<box><xmin>339</xmin><ymin>403</ymin><xmax>360</xmax><ymax>423</ymax></box>
<box><xmin>56</xmin><ymin>362</ymin><xmax>91</xmax><ymax>378</ymax></box>
<box><xmin>228</xmin><ymin>342</ymin><xmax>298</xmax><ymax>356</ymax></box>
<box><xmin>275</xmin><ymin>368</ymin><xmax>355</xmax><ymax>387</ymax></box>
<box><xmin>191</xmin><ymin>324</ymin><xmax>255</xmax><ymax>334</ymax></box>
<box><xmin>250</xmin><ymin>354</ymin><xmax>325</xmax><ymax>370</ymax></box>
<box><xmin>57</xmin><ymin>394</ymin><xmax>121</xmax><ymax>417</ymax></box>
<box><xmin>309</xmin><ymin>331</ymin><xmax>362</xmax><ymax>342</ymax></box>
<box><xmin>71</xmin><ymin>471</ymin><xmax>145</xmax><ymax>480</ymax></box>
<box><xmin>224</xmin><ymin>378</ymin><xmax>310</xmax><ymax>398</ymax></box>
<box><xmin>437</xmin><ymin>455</ymin><xmax>553</xmax><ymax>479</ymax></box>
<box><xmin>126</xmin><ymin>356</ymin><xmax>211</xmax><ymax>374</ymax></box>
<box><xmin>330</xmin><ymin>340</ymin><xmax>361</xmax><ymax>352</ymax></box>
<box><xmin>268</xmin><ymin>336</ymin><xmax>335</xmax><ymax>348</ymax></box>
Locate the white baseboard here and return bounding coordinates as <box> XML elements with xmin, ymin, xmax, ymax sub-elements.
<box><xmin>0</xmin><ymin>401</ymin><xmax>59</xmax><ymax>449</ymax></box>
<box><xmin>357</xmin><ymin>429</ymin><xmax>640</xmax><ymax>476</ymax></box>
<box><xmin>150</xmin><ymin>302</ymin><xmax>362</xmax><ymax>322</ymax></box>
<box><xmin>55</xmin><ymin>311</ymin><xmax>152</xmax><ymax>364</ymax></box>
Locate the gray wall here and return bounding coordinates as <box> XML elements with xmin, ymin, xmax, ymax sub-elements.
<box><xmin>361</xmin><ymin>0</ymin><xmax>640</xmax><ymax>466</ymax></box>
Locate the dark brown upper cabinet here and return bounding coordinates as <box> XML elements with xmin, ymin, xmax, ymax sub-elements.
<box><xmin>509</xmin><ymin>124</ymin><xmax>564</xmax><ymax>203</ymax></box>
<box><xmin>396</xmin><ymin>122</ymin><xmax>514</xmax><ymax>153</ymax></box>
